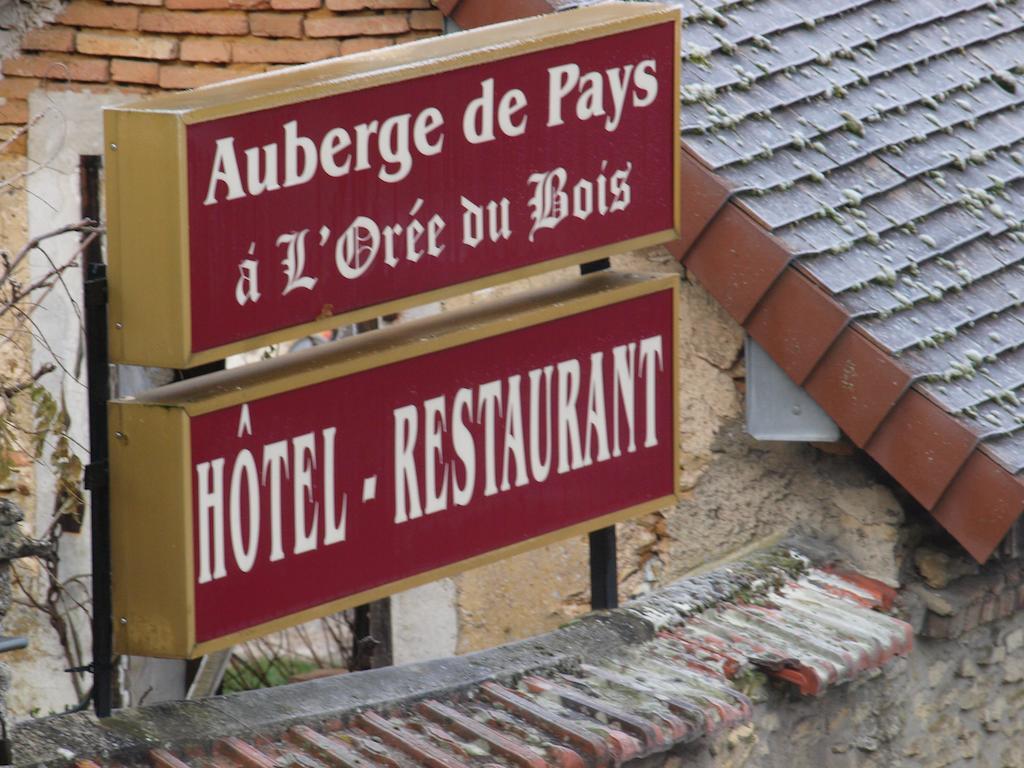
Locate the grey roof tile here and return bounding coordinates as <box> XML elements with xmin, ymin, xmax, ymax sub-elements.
<box><xmin>681</xmin><ymin>0</ymin><xmax>1024</xmax><ymax>478</ymax></box>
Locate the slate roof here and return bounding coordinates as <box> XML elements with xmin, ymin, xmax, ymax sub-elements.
<box><xmin>676</xmin><ymin>0</ymin><xmax>1024</xmax><ymax>563</ymax></box>
<box><xmin>442</xmin><ymin>0</ymin><xmax>1024</xmax><ymax>563</ymax></box>
<box><xmin>17</xmin><ymin>548</ymin><xmax>911</xmax><ymax>767</ymax></box>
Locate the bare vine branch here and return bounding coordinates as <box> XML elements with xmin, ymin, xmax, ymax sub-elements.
<box><xmin>2</xmin><ymin>364</ymin><xmax>56</xmax><ymax>399</ymax></box>
<box><xmin>0</xmin><ymin>220</ymin><xmax>100</xmax><ymax>291</ymax></box>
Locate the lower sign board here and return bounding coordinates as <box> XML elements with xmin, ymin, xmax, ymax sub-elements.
<box><xmin>110</xmin><ymin>273</ymin><xmax>679</xmax><ymax>657</ymax></box>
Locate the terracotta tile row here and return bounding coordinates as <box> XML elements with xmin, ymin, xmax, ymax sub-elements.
<box><xmin>104</xmin><ymin>568</ymin><xmax>908</xmax><ymax>768</ymax></box>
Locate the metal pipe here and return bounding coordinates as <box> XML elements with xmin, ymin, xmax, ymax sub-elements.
<box><xmin>0</xmin><ymin>637</ymin><xmax>27</xmax><ymax>655</ymax></box>
<box><xmin>580</xmin><ymin>257</ymin><xmax>618</xmax><ymax>610</ymax></box>
<box><xmin>81</xmin><ymin>154</ymin><xmax>113</xmax><ymax>718</ymax></box>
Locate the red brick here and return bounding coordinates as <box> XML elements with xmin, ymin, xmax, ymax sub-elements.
<box><xmin>54</xmin><ymin>81</ymin><xmax>122</xmax><ymax>94</ymax></box>
<box><xmin>21</xmin><ymin>27</ymin><xmax>76</xmax><ymax>53</ymax></box>
<box><xmin>250</xmin><ymin>12</ymin><xmax>303</xmax><ymax>38</ymax></box>
<box><xmin>158</xmin><ymin>64</ymin><xmax>246</xmax><ymax>89</ymax></box>
<box><xmin>409</xmin><ymin>9</ymin><xmax>442</xmax><ymax>30</ymax></box>
<box><xmin>180</xmin><ymin>38</ymin><xmax>232</xmax><ymax>63</ymax></box>
<box><xmin>0</xmin><ymin>129</ymin><xmax>24</xmax><ymax>155</ymax></box>
<box><xmin>270</xmin><ymin>0</ymin><xmax>320</xmax><ymax>8</ymax></box>
<box><xmin>0</xmin><ymin>99</ymin><xmax>28</xmax><ymax>125</ymax></box>
<box><xmin>77</xmin><ymin>31</ymin><xmax>178</xmax><ymax>60</ymax></box>
<box><xmin>326</xmin><ymin>0</ymin><xmax>429</xmax><ymax>8</ymax></box>
<box><xmin>339</xmin><ymin>36</ymin><xmax>392</xmax><ymax>55</ymax></box>
<box><xmin>57</xmin><ymin>2</ymin><xmax>140</xmax><ymax>30</ymax></box>
<box><xmin>0</xmin><ymin>78</ymin><xmax>41</xmax><ymax>99</ymax></box>
<box><xmin>305</xmin><ymin>13</ymin><xmax>408</xmax><ymax>37</ymax></box>
<box><xmin>2</xmin><ymin>54</ymin><xmax>110</xmax><ymax>83</ymax></box>
<box><xmin>167</xmin><ymin>0</ymin><xmax>268</xmax><ymax>7</ymax></box>
<box><xmin>232</xmin><ymin>37</ymin><xmax>338</xmax><ymax>63</ymax></box>
<box><xmin>112</xmin><ymin>0</ymin><xmax>163</xmax><ymax>6</ymax></box>
<box><xmin>166</xmin><ymin>0</ymin><xmax>227</xmax><ymax>6</ymax></box>
<box><xmin>111</xmin><ymin>58</ymin><xmax>160</xmax><ymax>84</ymax></box>
<box><xmin>139</xmin><ymin>9</ymin><xmax>248</xmax><ymax>34</ymax></box>
<box><xmin>395</xmin><ymin>30</ymin><xmax>436</xmax><ymax>43</ymax></box>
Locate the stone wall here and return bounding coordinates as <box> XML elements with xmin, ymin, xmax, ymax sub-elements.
<box><xmin>452</xmin><ymin>251</ymin><xmax>909</xmax><ymax>654</ymax></box>
<box><xmin>668</xmin><ymin>565</ymin><xmax>1024</xmax><ymax>768</ymax></box>
<box><xmin>0</xmin><ymin>124</ymin><xmax>34</xmax><ymax>521</ymax></box>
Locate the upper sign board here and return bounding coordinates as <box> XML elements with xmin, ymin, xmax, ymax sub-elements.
<box><xmin>109</xmin><ymin>273</ymin><xmax>679</xmax><ymax>658</ymax></box>
<box><xmin>104</xmin><ymin>4</ymin><xmax>681</xmax><ymax>368</ymax></box>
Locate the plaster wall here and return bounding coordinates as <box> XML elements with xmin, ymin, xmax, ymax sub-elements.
<box><xmin>0</xmin><ymin>0</ymin><xmax>60</xmax><ymax>62</ymax></box>
<box><xmin>390</xmin><ymin>579</ymin><xmax>457</xmax><ymax>665</ymax></box>
<box><xmin>2</xmin><ymin>88</ymin><xmax>130</xmax><ymax>717</ymax></box>
<box><xmin>0</xmin><ymin>125</ymin><xmax>34</xmax><ymax>521</ymax></box>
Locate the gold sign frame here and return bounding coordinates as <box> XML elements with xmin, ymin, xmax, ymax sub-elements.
<box><xmin>109</xmin><ymin>272</ymin><xmax>681</xmax><ymax>658</ymax></box>
<box><xmin>103</xmin><ymin>3</ymin><xmax>682</xmax><ymax>368</ymax></box>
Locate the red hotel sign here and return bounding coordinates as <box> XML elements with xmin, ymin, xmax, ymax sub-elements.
<box><xmin>109</xmin><ymin>274</ymin><xmax>679</xmax><ymax>657</ymax></box>
<box><xmin>104</xmin><ymin>4</ymin><xmax>680</xmax><ymax>368</ymax></box>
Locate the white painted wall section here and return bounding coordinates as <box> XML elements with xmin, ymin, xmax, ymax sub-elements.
<box><xmin>390</xmin><ymin>578</ymin><xmax>458</xmax><ymax>665</ymax></box>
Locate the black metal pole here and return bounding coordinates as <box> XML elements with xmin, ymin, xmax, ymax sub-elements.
<box><xmin>580</xmin><ymin>258</ymin><xmax>618</xmax><ymax>610</ymax></box>
<box><xmin>350</xmin><ymin>318</ymin><xmax>393</xmax><ymax>670</ymax></box>
<box><xmin>81</xmin><ymin>154</ymin><xmax>113</xmax><ymax>717</ymax></box>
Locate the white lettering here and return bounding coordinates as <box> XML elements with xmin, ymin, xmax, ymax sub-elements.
<box><xmin>424</xmin><ymin>395</ymin><xmax>449</xmax><ymax>514</ymax></box>
<box><xmin>584</xmin><ymin>351</ymin><xmax>611</xmax><ymax>465</ymax></box>
<box><xmin>633</xmin><ymin>59</ymin><xmax>658</xmax><ymax>107</ymax></box>
<box><xmin>204</xmin><ymin>137</ymin><xmax>245</xmax><ymax>206</ymax></box>
<box><xmin>639</xmin><ymin>335</ymin><xmax>664</xmax><ymax>448</ymax></box>
<box><xmin>451</xmin><ymin>387</ymin><xmax>475</xmax><ymax>506</ymax></box>
<box><xmin>320</xmin><ymin>127</ymin><xmax>352</xmax><ymax>177</ymax></box>
<box><xmin>500</xmin><ymin>375</ymin><xmax>528</xmax><ymax>491</ymax></box>
<box><xmin>498</xmin><ymin>88</ymin><xmax>528</xmax><ymax>137</ymax></box>
<box><xmin>394</xmin><ymin>404</ymin><xmax>421</xmax><ymax>523</ymax></box>
<box><xmin>277</xmin><ymin>229</ymin><xmax>318</xmax><ymax>295</ymax></box>
<box><xmin>292</xmin><ymin>432</ymin><xmax>319</xmax><ymax>555</ymax></box>
<box><xmin>463</xmin><ymin>77</ymin><xmax>496</xmax><ymax>144</ymax></box>
<box><xmin>229</xmin><ymin>450</ymin><xmax>259</xmax><ymax>573</ymax></box>
<box><xmin>196</xmin><ymin>458</ymin><xmax>226</xmax><ymax>584</ymax></box>
<box><xmin>283</xmin><ymin>119</ymin><xmax>317</xmax><ymax>188</ymax></box>
<box><xmin>244</xmin><ymin>143</ymin><xmax>279</xmax><ymax>196</ymax></box>
<box><xmin>235</xmin><ymin>255</ymin><xmax>261</xmax><ymax>306</ymax></box>
<box><xmin>605</xmin><ymin>64</ymin><xmax>635</xmax><ymax>132</ymax></box>
<box><xmin>528</xmin><ymin>366</ymin><xmax>554</xmax><ymax>482</ymax></box>
<box><xmin>261</xmin><ymin>440</ymin><xmax>289</xmax><ymax>562</ymax></box>
<box><xmin>547</xmin><ymin>63</ymin><xmax>579</xmax><ymax>127</ymax></box>
<box><xmin>322</xmin><ymin>427</ymin><xmax>347</xmax><ymax>545</ymax></box>
<box><xmin>556</xmin><ymin>359</ymin><xmax>584</xmax><ymax>474</ymax></box>
<box><xmin>477</xmin><ymin>380</ymin><xmax>503</xmax><ymax>497</ymax></box>
<box><xmin>612</xmin><ymin>342</ymin><xmax>637</xmax><ymax>456</ymax></box>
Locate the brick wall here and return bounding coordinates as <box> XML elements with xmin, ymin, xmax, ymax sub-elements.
<box><xmin>0</xmin><ymin>0</ymin><xmax>443</xmax><ymax>124</ymax></box>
